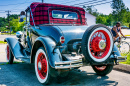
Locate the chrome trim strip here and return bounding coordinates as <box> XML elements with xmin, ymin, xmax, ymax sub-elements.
<box><xmin>117</xmin><ymin>56</ymin><xmax>127</xmax><ymax>62</ymax></box>
<box><xmin>55</xmin><ymin>59</ymin><xmax>83</xmax><ymax>69</ymax></box>
<box><xmin>55</xmin><ymin>63</ymin><xmax>83</xmax><ymax>69</ymax></box>
<box><xmin>55</xmin><ymin>59</ymin><xmax>82</xmax><ymax>65</ymax></box>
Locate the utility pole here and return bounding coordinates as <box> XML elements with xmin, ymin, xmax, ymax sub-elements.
<box><xmin>5</xmin><ymin>10</ymin><xmax>11</xmax><ymax>35</ymax></box>
<box><xmin>42</xmin><ymin>0</ymin><xmax>44</xmax><ymax>3</ymax></box>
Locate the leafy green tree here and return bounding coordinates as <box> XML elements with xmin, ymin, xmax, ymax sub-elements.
<box><xmin>0</xmin><ymin>14</ymin><xmax>24</xmax><ymax>32</ymax></box>
<box><xmin>10</xmin><ymin>18</ymin><xmax>25</xmax><ymax>32</ymax></box>
<box><xmin>111</xmin><ymin>0</ymin><xmax>128</xmax><ymax>24</ymax></box>
<box><xmin>85</xmin><ymin>6</ymin><xmax>99</xmax><ymax>17</ymax></box>
<box><xmin>96</xmin><ymin>15</ymin><xmax>107</xmax><ymax>25</ymax></box>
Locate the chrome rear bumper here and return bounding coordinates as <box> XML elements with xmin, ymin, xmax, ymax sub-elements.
<box><xmin>117</xmin><ymin>56</ymin><xmax>127</xmax><ymax>62</ymax></box>
<box><xmin>55</xmin><ymin>59</ymin><xmax>83</xmax><ymax>69</ymax></box>
<box><xmin>110</xmin><ymin>54</ymin><xmax>127</xmax><ymax>63</ymax></box>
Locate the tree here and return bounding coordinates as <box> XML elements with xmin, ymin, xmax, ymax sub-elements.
<box><xmin>10</xmin><ymin>18</ymin><xmax>25</xmax><ymax>32</ymax></box>
<box><xmin>111</xmin><ymin>0</ymin><xmax>127</xmax><ymax>24</ymax></box>
<box><xmin>85</xmin><ymin>6</ymin><xmax>99</xmax><ymax>17</ymax></box>
<box><xmin>96</xmin><ymin>15</ymin><xmax>106</xmax><ymax>25</ymax></box>
<box><xmin>0</xmin><ymin>14</ymin><xmax>23</xmax><ymax>32</ymax></box>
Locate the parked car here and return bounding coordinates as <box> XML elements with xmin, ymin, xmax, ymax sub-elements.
<box><xmin>4</xmin><ymin>2</ymin><xmax>126</xmax><ymax>85</ymax></box>
<box><xmin>107</xmin><ymin>26</ymin><xmax>113</xmax><ymax>29</ymax></box>
<box><xmin>121</xmin><ymin>26</ymin><xmax>129</xmax><ymax>29</ymax></box>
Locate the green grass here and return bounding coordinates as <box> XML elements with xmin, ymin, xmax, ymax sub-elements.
<box><xmin>0</xmin><ymin>62</ymin><xmax>21</xmax><ymax>65</ymax></box>
<box><xmin>1</xmin><ymin>33</ymin><xmax>16</xmax><ymax>35</ymax></box>
<box><xmin>6</xmin><ymin>62</ymin><xmax>21</xmax><ymax>64</ymax></box>
<box><xmin>0</xmin><ymin>41</ymin><xmax>7</xmax><ymax>44</ymax></box>
<box><xmin>125</xmin><ymin>35</ymin><xmax>130</xmax><ymax>36</ymax></box>
<box><xmin>120</xmin><ymin>53</ymin><xmax>130</xmax><ymax>65</ymax></box>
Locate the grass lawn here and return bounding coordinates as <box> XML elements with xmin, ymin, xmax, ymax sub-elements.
<box><xmin>125</xmin><ymin>35</ymin><xmax>130</xmax><ymax>36</ymax></box>
<box><xmin>1</xmin><ymin>33</ymin><xmax>16</xmax><ymax>35</ymax></box>
<box><xmin>120</xmin><ymin>53</ymin><xmax>130</xmax><ymax>65</ymax></box>
<box><xmin>0</xmin><ymin>41</ymin><xmax>7</xmax><ymax>44</ymax></box>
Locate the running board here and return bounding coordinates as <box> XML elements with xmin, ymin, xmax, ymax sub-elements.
<box><xmin>16</xmin><ymin>57</ymin><xmax>30</xmax><ymax>63</ymax></box>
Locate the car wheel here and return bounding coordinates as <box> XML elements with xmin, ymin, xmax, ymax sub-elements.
<box><xmin>92</xmin><ymin>65</ymin><xmax>113</xmax><ymax>76</ymax></box>
<box><xmin>35</xmin><ymin>47</ymin><xmax>51</xmax><ymax>85</ymax></box>
<box><xmin>6</xmin><ymin>44</ymin><xmax>14</xmax><ymax>64</ymax></box>
<box><xmin>82</xmin><ymin>24</ymin><xmax>114</xmax><ymax>63</ymax></box>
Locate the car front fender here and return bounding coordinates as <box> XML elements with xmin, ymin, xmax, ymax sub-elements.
<box><xmin>4</xmin><ymin>37</ymin><xmax>26</xmax><ymax>59</ymax></box>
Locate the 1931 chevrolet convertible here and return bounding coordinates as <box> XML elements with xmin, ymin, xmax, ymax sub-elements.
<box><xmin>4</xmin><ymin>2</ymin><xmax>126</xmax><ymax>85</ymax></box>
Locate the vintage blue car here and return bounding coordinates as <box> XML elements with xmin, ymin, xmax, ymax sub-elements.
<box><xmin>4</xmin><ymin>2</ymin><xmax>126</xmax><ymax>85</ymax></box>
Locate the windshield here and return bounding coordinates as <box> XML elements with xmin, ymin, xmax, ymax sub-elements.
<box><xmin>52</xmin><ymin>10</ymin><xmax>78</xmax><ymax>20</ymax></box>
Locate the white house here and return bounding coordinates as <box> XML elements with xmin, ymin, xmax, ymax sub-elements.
<box><xmin>85</xmin><ymin>12</ymin><xmax>96</xmax><ymax>26</ymax></box>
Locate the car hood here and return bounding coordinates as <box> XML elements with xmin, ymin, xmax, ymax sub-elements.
<box><xmin>57</xmin><ymin>25</ymin><xmax>89</xmax><ymax>44</ymax></box>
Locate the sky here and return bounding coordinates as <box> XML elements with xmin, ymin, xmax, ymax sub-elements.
<box><xmin>0</xmin><ymin>0</ymin><xmax>130</xmax><ymax>17</ymax></box>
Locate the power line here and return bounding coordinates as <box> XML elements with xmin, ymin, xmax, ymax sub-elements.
<box><xmin>49</xmin><ymin>0</ymin><xmax>69</xmax><ymax>4</ymax></box>
<box><xmin>72</xmin><ymin>0</ymin><xmax>98</xmax><ymax>6</ymax></box>
<box><xmin>60</xmin><ymin>0</ymin><xmax>79</xmax><ymax>4</ymax></box>
<box><xmin>90</xmin><ymin>1</ymin><xmax>112</xmax><ymax>6</ymax></box>
<box><xmin>75</xmin><ymin>1</ymin><xmax>112</xmax><ymax>8</ymax></box>
<box><xmin>0</xmin><ymin>0</ymin><xmax>113</xmax><ymax>16</ymax></box>
<box><xmin>72</xmin><ymin>0</ymin><xmax>108</xmax><ymax>6</ymax></box>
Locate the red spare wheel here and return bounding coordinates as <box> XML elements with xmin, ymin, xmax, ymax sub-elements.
<box><xmin>82</xmin><ymin>24</ymin><xmax>114</xmax><ymax>63</ymax></box>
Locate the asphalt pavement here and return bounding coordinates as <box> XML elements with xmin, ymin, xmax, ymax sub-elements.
<box><xmin>0</xmin><ymin>63</ymin><xmax>130</xmax><ymax>86</ymax></box>
<box><xmin>0</xmin><ymin>44</ymin><xmax>130</xmax><ymax>86</ymax></box>
<box><xmin>0</xmin><ymin>35</ymin><xmax>16</xmax><ymax>41</ymax></box>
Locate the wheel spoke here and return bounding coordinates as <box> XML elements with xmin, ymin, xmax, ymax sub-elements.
<box><xmin>37</xmin><ymin>52</ymin><xmax>47</xmax><ymax>79</ymax></box>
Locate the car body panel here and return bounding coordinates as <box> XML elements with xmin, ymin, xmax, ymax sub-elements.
<box><xmin>32</xmin><ymin>36</ymin><xmax>62</xmax><ymax>68</ymax></box>
<box><xmin>4</xmin><ymin>38</ymin><xmax>27</xmax><ymax>59</ymax></box>
<box><xmin>57</xmin><ymin>25</ymin><xmax>89</xmax><ymax>45</ymax></box>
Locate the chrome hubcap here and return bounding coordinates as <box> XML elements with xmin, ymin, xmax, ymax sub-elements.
<box><xmin>38</xmin><ymin>62</ymin><xmax>42</xmax><ymax>70</ymax></box>
<box><xmin>99</xmin><ymin>40</ymin><xmax>106</xmax><ymax>50</ymax></box>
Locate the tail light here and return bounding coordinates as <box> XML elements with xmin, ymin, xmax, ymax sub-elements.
<box><xmin>60</xmin><ymin>36</ymin><xmax>65</xmax><ymax>44</ymax></box>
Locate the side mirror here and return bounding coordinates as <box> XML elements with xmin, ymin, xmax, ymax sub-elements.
<box><xmin>16</xmin><ymin>31</ymin><xmax>23</xmax><ymax>38</ymax></box>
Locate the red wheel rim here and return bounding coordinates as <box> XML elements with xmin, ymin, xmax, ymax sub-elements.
<box><xmin>95</xmin><ymin>66</ymin><xmax>106</xmax><ymax>71</ymax></box>
<box><xmin>89</xmin><ymin>30</ymin><xmax>111</xmax><ymax>59</ymax></box>
<box><xmin>37</xmin><ymin>52</ymin><xmax>47</xmax><ymax>79</ymax></box>
<box><xmin>7</xmin><ymin>45</ymin><xmax>10</xmax><ymax>60</ymax></box>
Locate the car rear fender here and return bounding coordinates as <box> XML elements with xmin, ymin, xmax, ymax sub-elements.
<box><xmin>31</xmin><ymin>36</ymin><xmax>62</xmax><ymax>68</ymax></box>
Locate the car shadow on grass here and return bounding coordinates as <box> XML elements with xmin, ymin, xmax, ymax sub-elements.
<box><xmin>0</xmin><ymin>62</ymin><xmax>118</xmax><ymax>86</ymax></box>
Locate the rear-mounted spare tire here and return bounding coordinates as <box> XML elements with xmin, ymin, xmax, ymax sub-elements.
<box><xmin>82</xmin><ymin>24</ymin><xmax>114</xmax><ymax>64</ymax></box>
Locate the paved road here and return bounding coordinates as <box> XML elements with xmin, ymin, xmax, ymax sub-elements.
<box><xmin>0</xmin><ymin>35</ymin><xmax>16</xmax><ymax>41</ymax></box>
<box><xmin>122</xmin><ymin>29</ymin><xmax>130</xmax><ymax>36</ymax></box>
<box><xmin>0</xmin><ymin>44</ymin><xmax>130</xmax><ymax>86</ymax></box>
<box><xmin>0</xmin><ymin>63</ymin><xmax>130</xmax><ymax>86</ymax></box>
